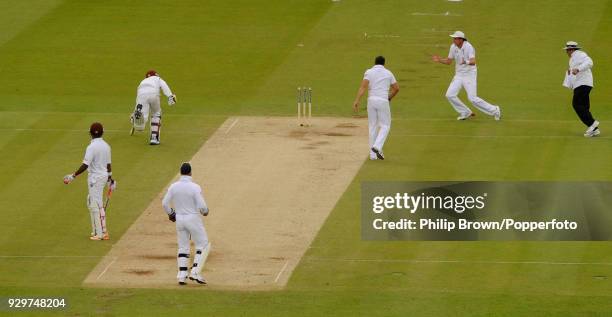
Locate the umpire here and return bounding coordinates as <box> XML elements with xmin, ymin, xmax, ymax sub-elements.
<box><xmin>563</xmin><ymin>41</ymin><xmax>600</xmax><ymax>137</ymax></box>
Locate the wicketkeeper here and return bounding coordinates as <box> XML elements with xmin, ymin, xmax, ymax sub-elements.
<box><xmin>64</xmin><ymin>122</ymin><xmax>116</xmax><ymax>240</ymax></box>
<box><xmin>130</xmin><ymin>70</ymin><xmax>177</xmax><ymax>145</ymax></box>
<box><xmin>162</xmin><ymin>163</ymin><xmax>210</xmax><ymax>285</ymax></box>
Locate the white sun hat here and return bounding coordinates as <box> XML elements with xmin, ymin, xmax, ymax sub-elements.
<box><xmin>449</xmin><ymin>31</ymin><xmax>466</xmax><ymax>39</ymax></box>
<box><xmin>563</xmin><ymin>41</ymin><xmax>581</xmax><ymax>50</ymax></box>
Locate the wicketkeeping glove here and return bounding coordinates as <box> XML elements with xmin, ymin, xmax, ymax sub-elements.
<box><xmin>168</xmin><ymin>94</ymin><xmax>177</xmax><ymax>106</ymax></box>
<box><xmin>63</xmin><ymin>174</ymin><xmax>75</xmax><ymax>184</ymax></box>
<box><xmin>169</xmin><ymin>209</ymin><xmax>176</xmax><ymax>222</ymax></box>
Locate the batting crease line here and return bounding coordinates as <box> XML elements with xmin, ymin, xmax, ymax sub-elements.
<box><xmin>306</xmin><ymin>258</ymin><xmax>612</xmax><ymax>266</ymax></box>
<box><xmin>224</xmin><ymin>118</ymin><xmax>240</xmax><ymax>134</ymax></box>
<box><xmin>274</xmin><ymin>260</ymin><xmax>290</xmax><ymax>283</ymax></box>
<box><xmin>0</xmin><ymin>255</ymin><xmax>104</xmax><ymax>258</ymax></box>
<box><xmin>0</xmin><ymin>128</ymin><xmax>214</xmax><ymax>135</ymax></box>
<box><xmin>96</xmin><ymin>256</ymin><xmax>118</xmax><ymax>281</ymax></box>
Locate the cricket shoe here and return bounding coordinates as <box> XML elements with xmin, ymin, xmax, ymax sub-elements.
<box><xmin>586</xmin><ymin>120</ymin><xmax>599</xmax><ymax>134</ymax></box>
<box><xmin>177</xmin><ymin>272</ymin><xmax>188</xmax><ymax>285</ymax></box>
<box><xmin>457</xmin><ymin>112</ymin><xmax>475</xmax><ymax>120</ymax></box>
<box><xmin>371</xmin><ymin>147</ymin><xmax>384</xmax><ymax>160</ymax></box>
<box><xmin>584</xmin><ymin>128</ymin><xmax>601</xmax><ymax>137</ymax></box>
<box><xmin>189</xmin><ymin>273</ymin><xmax>207</xmax><ymax>285</ymax></box>
<box><xmin>494</xmin><ymin>106</ymin><xmax>502</xmax><ymax>121</ymax></box>
<box><xmin>102</xmin><ymin>233</ymin><xmax>110</xmax><ymax>240</ymax></box>
<box><xmin>89</xmin><ymin>236</ymin><xmax>103</xmax><ymax>241</ymax></box>
<box><xmin>149</xmin><ymin>139</ymin><xmax>160</xmax><ymax>145</ymax></box>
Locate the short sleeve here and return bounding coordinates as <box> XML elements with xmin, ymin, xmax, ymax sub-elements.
<box><xmin>363</xmin><ymin>70</ymin><xmax>370</xmax><ymax>81</ymax></box>
<box><xmin>448</xmin><ymin>45</ymin><xmax>454</xmax><ymax>59</ymax></box>
<box><xmin>467</xmin><ymin>44</ymin><xmax>475</xmax><ymax>59</ymax></box>
<box><xmin>83</xmin><ymin>145</ymin><xmax>93</xmax><ymax>165</ymax></box>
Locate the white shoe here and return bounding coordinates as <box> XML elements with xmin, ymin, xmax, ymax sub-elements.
<box><xmin>189</xmin><ymin>272</ymin><xmax>207</xmax><ymax>285</ymax></box>
<box><xmin>584</xmin><ymin>128</ymin><xmax>601</xmax><ymax>137</ymax></box>
<box><xmin>586</xmin><ymin>120</ymin><xmax>599</xmax><ymax>134</ymax></box>
<box><xmin>494</xmin><ymin>106</ymin><xmax>501</xmax><ymax>121</ymax></box>
<box><xmin>177</xmin><ymin>271</ymin><xmax>188</xmax><ymax>285</ymax></box>
<box><xmin>149</xmin><ymin>139</ymin><xmax>160</xmax><ymax>145</ymax></box>
<box><xmin>371</xmin><ymin>147</ymin><xmax>384</xmax><ymax>160</ymax></box>
<box><xmin>457</xmin><ymin>112</ymin><xmax>475</xmax><ymax>120</ymax></box>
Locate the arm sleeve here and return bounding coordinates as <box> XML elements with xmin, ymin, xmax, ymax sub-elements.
<box><xmin>83</xmin><ymin>146</ymin><xmax>92</xmax><ymax>165</ymax></box>
<box><xmin>467</xmin><ymin>45</ymin><xmax>475</xmax><ymax>59</ymax></box>
<box><xmin>390</xmin><ymin>72</ymin><xmax>397</xmax><ymax>85</ymax></box>
<box><xmin>577</xmin><ymin>55</ymin><xmax>593</xmax><ymax>72</ymax></box>
<box><xmin>195</xmin><ymin>186</ymin><xmax>209</xmax><ymax>214</ymax></box>
<box><xmin>162</xmin><ymin>186</ymin><xmax>173</xmax><ymax>215</ymax></box>
<box><xmin>447</xmin><ymin>45</ymin><xmax>454</xmax><ymax>59</ymax></box>
<box><xmin>159</xmin><ymin>78</ymin><xmax>173</xmax><ymax>97</ymax></box>
<box><xmin>363</xmin><ymin>70</ymin><xmax>370</xmax><ymax>81</ymax></box>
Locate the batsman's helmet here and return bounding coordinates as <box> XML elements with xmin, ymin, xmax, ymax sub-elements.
<box><xmin>90</xmin><ymin>122</ymin><xmax>104</xmax><ymax>138</ymax></box>
<box><xmin>146</xmin><ymin>70</ymin><xmax>158</xmax><ymax>78</ymax></box>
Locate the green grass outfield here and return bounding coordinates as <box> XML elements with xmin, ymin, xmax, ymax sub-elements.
<box><xmin>1</xmin><ymin>0</ymin><xmax>611</xmax><ymax>316</ymax></box>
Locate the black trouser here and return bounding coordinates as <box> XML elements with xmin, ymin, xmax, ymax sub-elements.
<box><xmin>572</xmin><ymin>85</ymin><xmax>596</xmax><ymax>127</ymax></box>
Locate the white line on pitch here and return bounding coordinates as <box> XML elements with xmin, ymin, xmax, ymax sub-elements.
<box><xmin>225</xmin><ymin>118</ymin><xmax>240</xmax><ymax>134</ymax></box>
<box><xmin>412</xmin><ymin>12</ymin><xmax>462</xmax><ymax>16</ymax></box>
<box><xmin>0</xmin><ymin>128</ymin><xmax>212</xmax><ymax>134</ymax></box>
<box><xmin>392</xmin><ymin>133</ymin><xmax>612</xmax><ymax>139</ymax></box>
<box><xmin>0</xmin><ymin>255</ymin><xmax>103</xmax><ymax>258</ymax></box>
<box><xmin>96</xmin><ymin>256</ymin><xmax>118</xmax><ymax>281</ymax></box>
<box><xmin>306</xmin><ymin>258</ymin><xmax>612</xmax><ymax>266</ymax></box>
<box><xmin>274</xmin><ymin>260</ymin><xmax>290</xmax><ymax>284</ymax></box>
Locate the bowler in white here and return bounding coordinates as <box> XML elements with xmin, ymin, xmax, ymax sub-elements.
<box><xmin>353</xmin><ymin>56</ymin><xmax>400</xmax><ymax>160</ymax></box>
<box><xmin>162</xmin><ymin>162</ymin><xmax>210</xmax><ymax>285</ymax></box>
<box><xmin>432</xmin><ymin>31</ymin><xmax>501</xmax><ymax>121</ymax></box>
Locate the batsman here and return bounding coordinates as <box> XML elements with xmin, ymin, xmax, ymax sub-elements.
<box><xmin>130</xmin><ymin>70</ymin><xmax>177</xmax><ymax>145</ymax></box>
<box><xmin>64</xmin><ymin>122</ymin><xmax>116</xmax><ymax>240</ymax></box>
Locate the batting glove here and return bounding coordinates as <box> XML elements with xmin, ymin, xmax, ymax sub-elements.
<box><xmin>168</xmin><ymin>94</ymin><xmax>177</xmax><ymax>106</ymax></box>
<box><xmin>107</xmin><ymin>178</ymin><xmax>117</xmax><ymax>192</ymax></box>
<box><xmin>169</xmin><ymin>209</ymin><xmax>177</xmax><ymax>222</ymax></box>
<box><xmin>63</xmin><ymin>174</ymin><xmax>75</xmax><ymax>184</ymax></box>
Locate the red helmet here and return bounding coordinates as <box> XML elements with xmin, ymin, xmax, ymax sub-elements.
<box><xmin>90</xmin><ymin>122</ymin><xmax>104</xmax><ymax>138</ymax></box>
<box><xmin>145</xmin><ymin>70</ymin><xmax>158</xmax><ymax>78</ymax></box>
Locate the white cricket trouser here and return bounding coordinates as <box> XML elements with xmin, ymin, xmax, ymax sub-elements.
<box><xmin>176</xmin><ymin>214</ymin><xmax>209</xmax><ymax>278</ymax></box>
<box><xmin>87</xmin><ymin>176</ymin><xmax>106</xmax><ymax>238</ymax></box>
<box><xmin>445</xmin><ymin>73</ymin><xmax>498</xmax><ymax>116</ymax></box>
<box><xmin>135</xmin><ymin>93</ymin><xmax>162</xmax><ymax>124</ymax></box>
<box><xmin>367</xmin><ymin>97</ymin><xmax>391</xmax><ymax>155</ymax></box>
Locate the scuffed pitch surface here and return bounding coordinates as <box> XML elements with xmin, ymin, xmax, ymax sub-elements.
<box><xmin>84</xmin><ymin>116</ymin><xmax>368</xmax><ymax>289</ymax></box>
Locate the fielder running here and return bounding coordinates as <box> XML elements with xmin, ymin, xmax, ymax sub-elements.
<box><xmin>353</xmin><ymin>55</ymin><xmax>400</xmax><ymax>160</ymax></box>
<box><xmin>63</xmin><ymin>122</ymin><xmax>116</xmax><ymax>240</ymax></box>
<box><xmin>432</xmin><ymin>31</ymin><xmax>502</xmax><ymax>121</ymax></box>
<box><xmin>562</xmin><ymin>41</ymin><xmax>600</xmax><ymax>137</ymax></box>
<box><xmin>130</xmin><ymin>70</ymin><xmax>177</xmax><ymax>145</ymax></box>
<box><xmin>162</xmin><ymin>163</ymin><xmax>210</xmax><ymax>285</ymax></box>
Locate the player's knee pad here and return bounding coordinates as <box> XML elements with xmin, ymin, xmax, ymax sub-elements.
<box><xmin>132</xmin><ymin>104</ymin><xmax>146</xmax><ymax>131</ymax></box>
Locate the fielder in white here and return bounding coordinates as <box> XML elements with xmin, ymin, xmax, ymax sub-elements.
<box><xmin>63</xmin><ymin>122</ymin><xmax>116</xmax><ymax>241</ymax></box>
<box><xmin>432</xmin><ymin>31</ymin><xmax>501</xmax><ymax>121</ymax></box>
<box><xmin>353</xmin><ymin>56</ymin><xmax>400</xmax><ymax>160</ymax></box>
<box><xmin>130</xmin><ymin>70</ymin><xmax>177</xmax><ymax>145</ymax></box>
<box><xmin>162</xmin><ymin>162</ymin><xmax>210</xmax><ymax>285</ymax></box>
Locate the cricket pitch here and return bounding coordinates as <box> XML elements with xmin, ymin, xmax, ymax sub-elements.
<box><xmin>84</xmin><ymin>116</ymin><xmax>368</xmax><ymax>290</ymax></box>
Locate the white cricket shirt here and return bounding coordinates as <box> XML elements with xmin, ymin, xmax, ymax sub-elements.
<box><xmin>162</xmin><ymin>176</ymin><xmax>209</xmax><ymax>216</ymax></box>
<box><xmin>82</xmin><ymin>138</ymin><xmax>111</xmax><ymax>180</ymax></box>
<box><xmin>448</xmin><ymin>41</ymin><xmax>477</xmax><ymax>75</ymax></box>
<box><xmin>363</xmin><ymin>65</ymin><xmax>397</xmax><ymax>100</ymax></box>
<box><xmin>137</xmin><ymin>76</ymin><xmax>173</xmax><ymax>97</ymax></box>
<box><xmin>569</xmin><ymin>50</ymin><xmax>593</xmax><ymax>88</ymax></box>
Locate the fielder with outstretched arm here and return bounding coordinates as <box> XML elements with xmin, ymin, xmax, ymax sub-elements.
<box><xmin>63</xmin><ymin>122</ymin><xmax>116</xmax><ymax>241</ymax></box>
<box><xmin>353</xmin><ymin>55</ymin><xmax>400</xmax><ymax>161</ymax></box>
<box><xmin>162</xmin><ymin>162</ymin><xmax>210</xmax><ymax>285</ymax></box>
<box><xmin>432</xmin><ymin>31</ymin><xmax>501</xmax><ymax>121</ymax></box>
<box><xmin>130</xmin><ymin>70</ymin><xmax>177</xmax><ymax>145</ymax></box>
<box><xmin>562</xmin><ymin>41</ymin><xmax>600</xmax><ymax>137</ymax></box>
